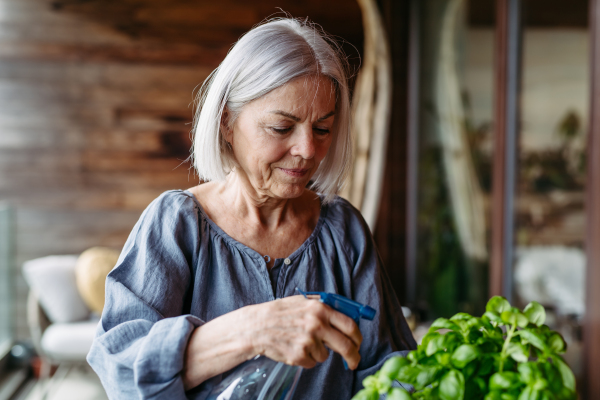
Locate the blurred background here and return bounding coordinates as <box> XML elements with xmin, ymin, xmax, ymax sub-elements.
<box><xmin>0</xmin><ymin>0</ymin><xmax>598</xmax><ymax>399</ymax></box>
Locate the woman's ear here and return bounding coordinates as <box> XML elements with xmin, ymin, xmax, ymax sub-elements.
<box><xmin>221</xmin><ymin>108</ymin><xmax>233</xmax><ymax>144</ymax></box>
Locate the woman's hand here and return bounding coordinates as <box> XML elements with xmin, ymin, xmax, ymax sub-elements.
<box><xmin>249</xmin><ymin>295</ymin><xmax>363</xmax><ymax>369</ymax></box>
<box><xmin>182</xmin><ymin>295</ymin><xmax>362</xmax><ymax>391</ymax></box>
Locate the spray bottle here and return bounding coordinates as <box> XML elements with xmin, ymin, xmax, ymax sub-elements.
<box><xmin>206</xmin><ymin>289</ymin><xmax>376</xmax><ymax>400</ymax></box>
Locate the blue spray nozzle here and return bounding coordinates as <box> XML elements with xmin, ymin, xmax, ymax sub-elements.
<box><xmin>296</xmin><ymin>288</ymin><xmax>376</xmax><ymax>323</ymax></box>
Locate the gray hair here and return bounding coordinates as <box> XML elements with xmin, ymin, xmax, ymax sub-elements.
<box><xmin>191</xmin><ymin>18</ymin><xmax>353</xmax><ymax>204</ymax></box>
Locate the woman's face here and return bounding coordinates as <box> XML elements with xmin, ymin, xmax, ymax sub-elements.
<box><xmin>227</xmin><ymin>75</ymin><xmax>336</xmax><ymax>200</ymax></box>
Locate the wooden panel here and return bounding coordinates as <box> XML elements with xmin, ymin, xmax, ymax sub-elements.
<box><xmin>469</xmin><ymin>0</ymin><xmax>588</xmax><ymax>28</ymax></box>
<box><xmin>490</xmin><ymin>0</ymin><xmax>522</xmax><ymax>300</ymax></box>
<box><xmin>0</xmin><ymin>0</ymin><xmax>363</xmax><ymax>339</ymax></box>
<box><xmin>404</xmin><ymin>0</ymin><xmax>420</xmax><ymax>307</ymax></box>
<box><xmin>373</xmin><ymin>0</ymin><xmax>411</xmax><ymax>304</ymax></box>
<box><xmin>583</xmin><ymin>1</ymin><xmax>600</xmax><ymax>398</ymax></box>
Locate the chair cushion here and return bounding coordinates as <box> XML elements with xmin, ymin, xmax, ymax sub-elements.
<box><xmin>23</xmin><ymin>255</ymin><xmax>90</xmax><ymax>323</ymax></box>
<box><xmin>75</xmin><ymin>247</ymin><xmax>120</xmax><ymax>315</ymax></box>
<box><xmin>41</xmin><ymin>319</ymin><xmax>99</xmax><ymax>361</ymax></box>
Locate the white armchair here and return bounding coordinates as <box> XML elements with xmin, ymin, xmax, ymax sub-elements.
<box><xmin>23</xmin><ymin>255</ymin><xmax>100</xmax><ymax>398</ymax></box>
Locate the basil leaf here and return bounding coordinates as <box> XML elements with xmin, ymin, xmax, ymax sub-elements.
<box><xmin>518</xmin><ymin>329</ymin><xmax>549</xmax><ymax>353</ymax></box>
<box><xmin>489</xmin><ymin>371</ymin><xmax>521</xmax><ymax>391</ymax></box>
<box><xmin>426</xmin><ymin>334</ymin><xmax>446</xmax><ymax>356</ymax></box>
<box><xmin>436</xmin><ymin>352</ymin><xmax>452</xmax><ymax>366</ymax></box>
<box><xmin>473</xmin><ymin>376</ymin><xmax>487</xmax><ymax>393</ymax></box>
<box><xmin>462</xmin><ymin>358</ymin><xmax>478</xmax><ymax>378</ymax></box>
<box><xmin>439</xmin><ymin>370</ymin><xmax>465</xmax><ymax>400</ymax></box>
<box><xmin>421</xmin><ymin>332</ymin><xmax>440</xmax><ymax>352</ymax></box>
<box><xmin>380</xmin><ymin>357</ymin><xmax>408</xmax><ymax>380</ymax></box>
<box><xmin>415</xmin><ymin>366</ymin><xmax>443</xmax><ymax>390</ymax></box>
<box><xmin>362</xmin><ymin>375</ymin><xmax>379</xmax><ymax>389</ymax></box>
<box><xmin>478</xmin><ymin>356</ymin><xmax>495</xmax><ymax>376</ymax></box>
<box><xmin>387</xmin><ymin>387</ymin><xmax>413</xmax><ymax>400</ymax></box>
<box><xmin>517</xmin><ymin>386</ymin><xmax>539</xmax><ymax>400</ymax></box>
<box><xmin>548</xmin><ymin>333</ymin><xmax>566</xmax><ymax>354</ymax></box>
<box><xmin>430</xmin><ymin>317</ymin><xmax>460</xmax><ymax>332</ymax></box>
<box><xmin>445</xmin><ymin>331</ymin><xmax>466</xmax><ymax>352</ymax></box>
<box><xmin>450</xmin><ymin>313</ymin><xmax>473</xmax><ymax>321</ymax></box>
<box><xmin>396</xmin><ymin>365</ymin><xmax>420</xmax><ymax>384</ymax></box>
<box><xmin>377</xmin><ymin>375</ymin><xmax>393</xmax><ymax>394</ymax></box>
<box><xmin>501</xmin><ymin>309</ymin><xmax>529</xmax><ymax>328</ymax></box>
<box><xmin>532</xmin><ymin>378</ymin><xmax>548</xmax><ymax>391</ymax></box>
<box><xmin>451</xmin><ymin>344</ymin><xmax>479</xmax><ymax>369</ymax></box>
<box><xmin>501</xmin><ymin>392</ymin><xmax>519</xmax><ymax>400</ymax></box>
<box><xmin>551</xmin><ymin>355</ymin><xmax>576</xmax><ymax>392</ymax></box>
<box><xmin>507</xmin><ymin>342</ymin><xmax>529</xmax><ymax>363</ymax></box>
<box><xmin>353</xmin><ymin>388</ymin><xmax>379</xmax><ymax>400</ymax></box>
<box><xmin>523</xmin><ymin>301</ymin><xmax>546</xmax><ymax>327</ymax></box>
<box><xmin>538</xmin><ymin>362</ymin><xmax>561</xmax><ymax>392</ymax></box>
<box><xmin>517</xmin><ymin>362</ymin><xmax>538</xmax><ymax>385</ymax></box>
<box><xmin>484</xmin><ymin>391</ymin><xmax>503</xmax><ymax>400</ymax></box>
<box><xmin>483</xmin><ymin>311</ymin><xmax>502</xmax><ymax>327</ymax></box>
<box><xmin>486</xmin><ymin>296</ymin><xmax>511</xmax><ymax>314</ymax></box>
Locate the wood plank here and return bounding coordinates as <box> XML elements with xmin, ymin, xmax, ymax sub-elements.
<box><xmin>404</xmin><ymin>0</ymin><xmax>420</xmax><ymax>306</ymax></box>
<box><xmin>373</xmin><ymin>0</ymin><xmax>410</xmax><ymax>303</ymax></box>
<box><xmin>490</xmin><ymin>0</ymin><xmax>522</xmax><ymax>300</ymax></box>
<box><xmin>81</xmin><ymin>150</ymin><xmax>191</xmax><ymax>172</ymax></box>
<box><xmin>0</xmin><ymin>170</ymin><xmax>195</xmax><ymax>191</ymax></box>
<box><xmin>0</xmin><ymin>41</ymin><xmax>226</xmax><ymax>65</ymax></box>
<box><xmin>0</xmin><ymin>62</ymin><xmax>210</xmax><ymax>89</ymax></box>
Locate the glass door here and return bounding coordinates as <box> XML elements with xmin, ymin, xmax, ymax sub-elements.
<box><xmin>513</xmin><ymin>0</ymin><xmax>589</xmax><ymax>384</ymax></box>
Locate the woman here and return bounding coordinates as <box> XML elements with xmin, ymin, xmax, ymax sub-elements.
<box><xmin>87</xmin><ymin>18</ymin><xmax>416</xmax><ymax>399</ymax></box>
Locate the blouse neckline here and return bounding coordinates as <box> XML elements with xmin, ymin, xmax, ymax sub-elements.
<box><xmin>182</xmin><ymin>189</ymin><xmax>329</xmax><ymax>265</ymax></box>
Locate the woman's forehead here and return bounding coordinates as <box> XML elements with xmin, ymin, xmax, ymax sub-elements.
<box><xmin>253</xmin><ymin>75</ymin><xmax>336</xmax><ymax>116</ymax></box>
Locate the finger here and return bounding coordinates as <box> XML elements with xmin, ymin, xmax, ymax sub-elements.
<box><xmin>295</xmin><ymin>355</ymin><xmax>318</xmax><ymax>369</ymax></box>
<box><xmin>320</xmin><ymin>326</ymin><xmax>361</xmax><ymax>369</ymax></box>
<box><xmin>308</xmin><ymin>339</ymin><xmax>330</xmax><ymax>364</ymax></box>
<box><xmin>327</xmin><ymin>310</ymin><xmax>363</xmax><ymax>348</ymax></box>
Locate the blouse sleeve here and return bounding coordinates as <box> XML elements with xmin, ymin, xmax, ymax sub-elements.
<box><xmin>87</xmin><ymin>191</ymin><xmax>204</xmax><ymax>400</ymax></box>
<box><xmin>336</xmin><ymin>200</ymin><xmax>417</xmax><ymax>395</ymax></box>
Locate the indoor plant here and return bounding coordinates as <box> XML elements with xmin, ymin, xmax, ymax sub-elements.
<box><xmin>353</xmin><ymin>296</ymin><xmax>577</xmax><ymax>400</ymax></box>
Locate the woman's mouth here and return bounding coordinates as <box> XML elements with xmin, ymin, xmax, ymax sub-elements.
<box><xmin>279</xmin><ymin>168</ymin><xmax>309</xmax><ymax>177</ymax></box>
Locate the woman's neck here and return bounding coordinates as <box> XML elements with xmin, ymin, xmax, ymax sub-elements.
<box><xmin>220</xmin><ymin>172</ymin><xmax>295</xmax><ymax>230</ymax></box>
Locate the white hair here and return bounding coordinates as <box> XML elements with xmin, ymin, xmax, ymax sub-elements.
<box><xmin>191</xmin><ymin>17</ymin><xmax>353</xmax><ymax>204</ymax></box>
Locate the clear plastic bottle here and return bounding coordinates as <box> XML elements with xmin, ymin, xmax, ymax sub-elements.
<box><xmin>205</xmin><ymin>289</ymin><xmax>376</xmax><ymax>400</ymax></box>
<box><xmin>206</xmin><ymin>355</ymin><xmax>301</xmax><ymax>400</ymax></box>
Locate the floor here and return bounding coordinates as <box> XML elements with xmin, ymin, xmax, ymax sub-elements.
<box><xmin>22</xmin><ymin>364</ymin><xmax>107</xmax><ymax>400</ymax></box>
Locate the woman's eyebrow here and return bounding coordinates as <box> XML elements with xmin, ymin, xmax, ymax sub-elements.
<box><xmin>269</xmin><ymin>110</ymin><xmax>301</xmax><ymax>121</ymax></box>
<box><xmin>268</xmin><ymin>110</ymin><xmax>335</xmax><ymax>122</ymax></box>
<box><xmin>317</xmin><ymin>111</ymin><xmax>335</xmax><ymax>121</ymax></box>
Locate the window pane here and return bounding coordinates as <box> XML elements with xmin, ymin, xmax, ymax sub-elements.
<box><xmin>415</xmin><ymin>0</ymin><xmax>495</xmax><ymax>320</ymax></box>
<box><xmin>514</xmin><ymin>0</ymin><xmax>588</xmax><ymax>383</ymax></box>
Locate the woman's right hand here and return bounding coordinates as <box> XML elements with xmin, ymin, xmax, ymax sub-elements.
<box><xmin>182</xmin><ymin>295</ymin><xmax>362</xmax><ymax>391</ymax></box>
<box><xmin>247</xmin><ymin>295</ymin><xmax>363</xmax><ymax>369</ymax></box>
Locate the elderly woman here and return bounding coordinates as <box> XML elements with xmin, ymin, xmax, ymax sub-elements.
<box><xmin>88</xmin><ymin>18</ymin><xmax>416</xmax><ymax>399</ymax></box>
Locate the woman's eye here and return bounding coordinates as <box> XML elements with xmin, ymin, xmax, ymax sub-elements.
<box><xmin>314</xmin><ymin>127</ymin><xmax>330</xmax><ymax>135</ymax></box>
<box><xmin>271</xmin><ymin>127</ymin><xmax>292</xmax><ymax>134</ymax></box>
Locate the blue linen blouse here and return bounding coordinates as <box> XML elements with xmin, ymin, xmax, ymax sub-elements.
<box><xmin>87</xmin><ymin>189</ymin><xmax>416</xmax><ymax>399</ymax></box>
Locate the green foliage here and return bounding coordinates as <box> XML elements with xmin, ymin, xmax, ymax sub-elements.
<box><xmin>352</xmin><ymin>298</ymin><xmax>576</xmax><ymax>400</ymax></box>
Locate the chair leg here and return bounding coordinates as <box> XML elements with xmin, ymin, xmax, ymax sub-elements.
<box><xmin>39</xmin><ymin>362</ymin><xmax>72</xmax><ymax>400</ymax></box>
<box><xmin>38</xmin><ymin>359</ymin><xmax>51</xmax><ymax>381</ymax></box>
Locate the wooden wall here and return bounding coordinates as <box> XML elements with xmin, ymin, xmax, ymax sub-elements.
<box><xmin>0</xmin><ymin>0</ymin><xmax>363</xmax><ymax>339</ymax></box>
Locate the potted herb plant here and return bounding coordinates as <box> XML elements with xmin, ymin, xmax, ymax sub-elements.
<box><xmin>353</xmin><ymin>297</ymin><xmax>577</xmax><ymax>400</ymax></box>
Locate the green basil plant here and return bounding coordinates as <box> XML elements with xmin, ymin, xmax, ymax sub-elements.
<box><xmin>353</xmin><ymin>296</ymin><xmax>576</xmax><ymax>400</ymax></box>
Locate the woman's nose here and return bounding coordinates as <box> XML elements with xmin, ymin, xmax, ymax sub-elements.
<box><xmin>290</xmin><ymin>127</ymin><xmax>316</xmax><ymax>159</ymax></box>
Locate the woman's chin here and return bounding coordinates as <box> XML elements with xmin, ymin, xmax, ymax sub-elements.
<box><xmin>269</xmin><ymin>182</ymin><xmax>308</xmax><ymax>200</ymax></box>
